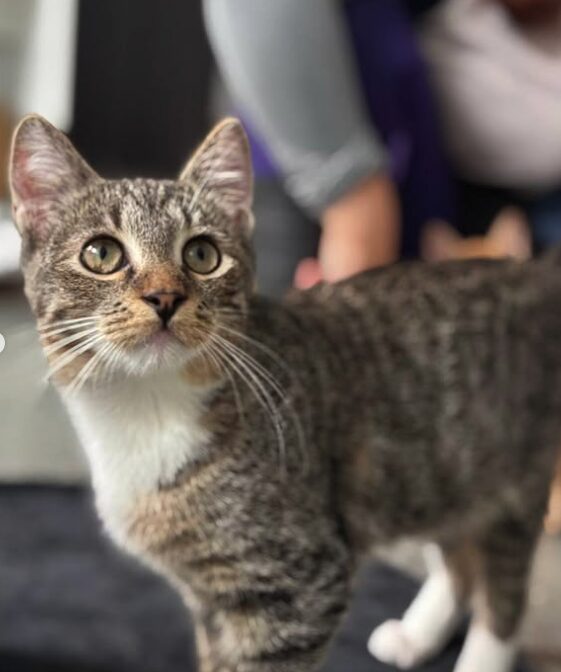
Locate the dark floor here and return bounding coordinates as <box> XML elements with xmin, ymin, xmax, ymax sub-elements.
<box><xmin>0</xmin><ymin>485</ymin><xmax>535</xmax><ymax>672</ymax></box>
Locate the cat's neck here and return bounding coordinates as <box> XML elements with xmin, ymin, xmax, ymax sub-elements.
<box><xmin>63</xmin><ymin>368</ymin><xmax>214</xmax><ymax>543</ymax></box>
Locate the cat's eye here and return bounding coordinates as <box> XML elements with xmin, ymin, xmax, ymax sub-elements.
<box><xmin>80</xmin><ymin>237</ymin><xmax>125</xmax><ymax>275</ymax></box>
<box><xmin>182</xmin><ymin>237</ymin><xmax>221</xmax><ymax>275</ymax></box>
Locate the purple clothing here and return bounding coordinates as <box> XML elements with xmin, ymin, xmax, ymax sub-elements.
<box><xmin>243</xmin><ymin>0</ymin><xmax>454</xmax><ymax>256</ymax></box>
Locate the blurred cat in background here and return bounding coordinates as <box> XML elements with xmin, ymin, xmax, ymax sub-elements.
<box><xmin>421</xmin><ymin>209</ymin><xmax>532</xmax><ymax>263</ymax></box>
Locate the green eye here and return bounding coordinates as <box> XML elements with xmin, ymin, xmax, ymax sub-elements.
<box><xmin>183</xmin><ymin>237</ymin><xmax>221</xmax><ymax>275</ymax></box>
<box><xmin>80</xmin><ymin>237</ymin><xmax>125</xmax><ymax>275</ymax></box>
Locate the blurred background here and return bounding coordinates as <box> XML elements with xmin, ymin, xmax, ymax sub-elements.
<box><xmin>0</xmin><ymin>0</ymin><xmax>213</xmax><ymax>483</ymax></box>
<box><xmin>1</xmin><ymin>1</ymin><xmax>561</xmax><ymax>671</ymax></box>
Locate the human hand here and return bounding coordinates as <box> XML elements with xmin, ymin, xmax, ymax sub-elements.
<box><xmin>294</xmin><ymin>173</ymin><xmax>400</xmax><ymax>289</ymax></box>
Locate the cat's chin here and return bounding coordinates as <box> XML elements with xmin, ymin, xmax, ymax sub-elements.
<box><xmin>120</xmin><ymin>333</ymin><xmax>195</xmax><ymax>377</ymax></box>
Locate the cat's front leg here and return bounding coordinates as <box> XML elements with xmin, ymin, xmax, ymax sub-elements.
<box><xmin>193</xmin><ymin>618</ymin><xmax>214</xmax><ymax>672</ymax></box>
<box><xmin>193</xmin><ymin>596</ymin><xmax>346</xmax><ymax>672</ymax></box>
<box><xmin>368</xmin><ymin>544</ymin><xmax>468</xmax><ymax>669</ymax></box>
<box><xmin>167</xmin><ymin>534</ymin><xmax>350</xmax><ymax>672</ymax></box>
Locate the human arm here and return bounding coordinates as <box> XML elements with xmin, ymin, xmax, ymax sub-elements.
<box><xmin>204</xmin><ymin>0</ymin><xmax>401</xmax><ymax>281</ymax></box>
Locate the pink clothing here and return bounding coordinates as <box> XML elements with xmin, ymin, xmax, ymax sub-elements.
<box><xmin>421</xmin><ymin>0</ymin><xmax>561</xmax><ymax>192</ymax></box>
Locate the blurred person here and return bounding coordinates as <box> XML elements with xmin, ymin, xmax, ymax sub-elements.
<box><xmin>421</xmin><ymin>0</ymin><xmax>561</xmax><ymax>248</ymax></box>
<box><xmin>204</xmin><ymin>0</ymin><xmax>561</xmax><ymax>295</ymax></box>
<box><xmin>205</xmin><ymin>0</ymin><xmax>454</xmax><ymax>294</ymax></box>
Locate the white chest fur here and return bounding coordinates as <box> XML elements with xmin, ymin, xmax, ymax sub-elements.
<box><xmin>65</xmin><ymin>372</ymin><xmax>211</xmax><ymax>542</ymax></box>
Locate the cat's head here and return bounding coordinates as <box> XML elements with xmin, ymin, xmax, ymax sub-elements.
<box><xmin>10</xmin><ymin>115</ymin><xmax>255</xmax><ymax>387</ymax></box>
<box><xmin>421</xmin><ymin>211</ymin><xmax>531</xmax><ymax>263</ymax></box>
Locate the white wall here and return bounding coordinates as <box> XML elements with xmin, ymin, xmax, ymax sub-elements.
<box><xmin>0</xmin><ymin>0</ymin><xmax>78</xmax><ymax>130</ymax></box>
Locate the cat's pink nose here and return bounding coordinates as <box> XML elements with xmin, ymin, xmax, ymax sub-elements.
<box><xmin>142</xmin><ymin>291</ymin><xmax>186</xmax><ymax>325</ymax></box>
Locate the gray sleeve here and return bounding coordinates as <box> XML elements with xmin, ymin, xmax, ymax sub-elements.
<box><xmin>203</xmin><ymin>0</ymin><xmax>388</xmax><ymax>216</ymax></box>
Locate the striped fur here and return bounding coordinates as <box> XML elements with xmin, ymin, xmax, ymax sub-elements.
<box><xmin>12</xmin><ymin>116</ymin><xmax>561</xmax><ymax>672</ymax></box>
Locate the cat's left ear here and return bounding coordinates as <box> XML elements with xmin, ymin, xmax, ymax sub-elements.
<box><xmin>9</xmin><ymin>114</ymin><xmax>99</xmax><ymax>237</ymax></box>
<box><xmin>179</xmin><ymin>118</ymin><xmax>254</xmax><ymax>230</ymax></box>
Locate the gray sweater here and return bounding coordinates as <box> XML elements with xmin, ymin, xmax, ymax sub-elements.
<box><xmin>204</xmin><ymin>0</ymin><xmax>388</xmax><ymax>216</ymax></box>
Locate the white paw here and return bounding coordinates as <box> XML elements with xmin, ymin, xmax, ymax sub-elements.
<box><xmin>368</xmin><ymin>619</ymin><xmax>428</xmax><ymax>669</ymax></box>
<box><xmin>454</xmin><ymin>625</ymin><xmax>517</xmax><ymax>672</ymax></box>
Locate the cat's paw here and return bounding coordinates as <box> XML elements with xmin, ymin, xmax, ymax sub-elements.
<box><xmin>368</xmin><ymin>619</ymin><xmax>429</xmax><ymax>669</ymax></box>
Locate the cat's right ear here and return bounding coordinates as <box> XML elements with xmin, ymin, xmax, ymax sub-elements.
<box><xmin>421</xmin><ymin>220</ymin><xmax>461</xmax><ymax>262</ymax></box>
<box><xmin>9</xmin><ymin>114</ymin><xmax>98</xmax><ymax>238</ymax></box>
<box><xmin>179</xmin><ymin>118</ymin><xmax>254</xmax><ymax>229</ymax></box>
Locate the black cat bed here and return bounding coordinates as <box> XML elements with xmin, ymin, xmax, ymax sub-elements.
<box><xmin>0</xmin><ymin>486</ymin><xmax>532</xmax><ymax>672</ymax></box>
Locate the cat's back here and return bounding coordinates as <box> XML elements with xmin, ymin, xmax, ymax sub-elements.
<box><xmin>285</xmin><ymin>257</ymin><xmax>561</xmax><ymax>539</ymax></box>
<box><xmin>284</xmin><ymin>256</ymin><xmax>561</xmax><ymax>436</ymax></box>
<box><xmin>296</xmin><ymin>256</ymin><xmax>561</xmax><ymax>342</ymax></box>
<box><xmin>289</xmin><ymin>258</ymin><xmax>561</xmax><ymax>541</ymax></box>
<box><xmin>343</xmin><ymin>256</ymin><xmax>556</xmax><ymax>308</ymax></box>
<box><xmin>326</xmin><ymin>256</ymin><xmax>561</xmax><ymax>408</ymax></box>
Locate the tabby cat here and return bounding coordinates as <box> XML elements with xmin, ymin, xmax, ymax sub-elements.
<box><xmin>10</xmin><ymin>115</ymin><xmax>561</xmax><ymax>672</ymax></box>
<box><xmin>421</xmin><ymin>212</ymin><xmax>531</xmax><ymax>263</ymax></box>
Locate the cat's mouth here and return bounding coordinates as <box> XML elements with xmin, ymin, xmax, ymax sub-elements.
<box><xmin>142</xmin><ymin>321</ymin><xmax>192</xmax><ymax>352</ymax></box>
<box><xmin>147</xmin><ymin>328</ymin><xmax>179</xmax><ymax>352</ymax></box>
<box><xmin>113</xmin><ymin>324</ymin><xmax>196</xmax><ymax>376</ymax></box>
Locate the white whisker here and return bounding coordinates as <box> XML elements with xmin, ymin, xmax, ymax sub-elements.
<box><xmin>45</xmin><ymin>334</ymin><xmax>105</xmax><ymax>382</ymax></box>
<box><xmin>216</xmin><ymin>321</ymin><xmax>296</xmax><ymax>381</ymax></box>
<box><xmin>214</xmin><ymin>334</ymin><xmax>286</xmax><ymax>401</ymax></box>
<box><xmin>39</xmin><ymin>316</ymin><xmax>97</xmax><ymax>334</ymax></box>
<box><xmin>43</xmin><ymin>328</ymin><xmax>99</xmax><ymax>356</ymax></box>
<box><xmin>101</xmin><ymin>343</ymin><xmax>123</xmax><ymax>383</ymax></box>
<box><xmin>209</xmin><ymin>334</ymin><xmax>288</xmax><ymax>475</ymax></box>
<box><xmin>205</xmin><ymin>341</ymin><xmax>246</xmax><ymax>427</ymax></box>
<box><xmin>66</xmin><ymin>341</ymin><xmax>114</xmax><ymax>396</ymax></box>
<box><xmin>212</xmin><ymin>325</ymin><xmax>309</xmax><ymax>473</ymax></box>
